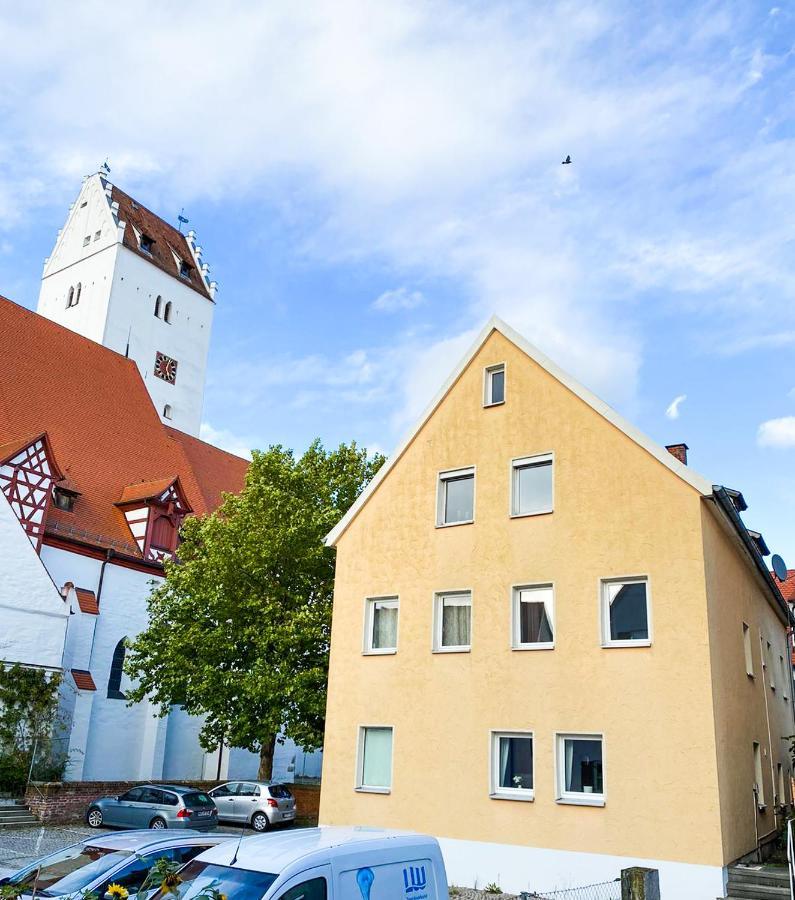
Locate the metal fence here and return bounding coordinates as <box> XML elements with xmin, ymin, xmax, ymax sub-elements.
<box><xmin>524</xmin><ymin>878</ymin><xmax>622</xmax><ymax>900</ymax></box>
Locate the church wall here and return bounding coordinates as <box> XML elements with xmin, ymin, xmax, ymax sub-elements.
<box><xmin>104</xmin><ymin>247</ymin><xmax>213</xmax><ymax>436</ymax></box>
<box><xmin>0</xmin><ymin>495</ymin><xmax>67</xmax><ymax>670</ymax></box>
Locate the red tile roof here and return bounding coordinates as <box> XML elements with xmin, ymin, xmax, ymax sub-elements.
<box><xmin>0</xmin><ymin>296</ymin><xmax>248</xmax><ymax>562</ymax></box>
<box><xmin>778</xmin><ymin>570</ymin><xmax>795</xmax><ymax>603</ymax></box>
<box><xmin>71</xmin><ymin>669</ymin><xmax>97</xmax><ymax>691</ymax></box>
<box><xmin>75</xmin><ymin>588</ymin><xmax>99</xmax><ymax>615</ymax></box>
<box><xmin>110</xmin><ymin>184</ymin><xmax>213</xmax><ymax>301</ymax></box>
<box><xmin>117</xmin><ymin>477</ymin><xmax>179</xmax><ymax>506</ymax></box>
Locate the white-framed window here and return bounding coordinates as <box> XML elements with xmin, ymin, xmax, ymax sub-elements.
<box><xmin>600</xmin><ymin>577</ymin><xmax>650</xmax><ymax>647</ymax></box>
<box><xmin>436</xmin><ymin>467</ymin><xmax>475</xmax><ymax>526</ymax></box>
<box><xmin>767</xmin><ymin>641</ymin><xmax>776</xmax><ymax>690</ymax></box>
<box><xmin>364</xmin><ymin>596</ymin><xmax>399</xmax><ymax>654</ymax></box>
<box><xmin>512</xmin><ymin>584</ymin><xmax>554</xmax><ymax>650</ymax></box>
<box><xmin>754</xmin><ymin>741</ymin><xmax>765</xmax><ymax>808</ymax></box>
<box><xmin>433</xmin><ymin>590</ymin><xmax>472</xmax><ymax>652</ymax></box>
<box><xmin>356</xmin><ymin>726</ymin><xmax>393</xmax><ymax>793</ymax></box>
<box><xmin>511</xmin><ymin>454</ymin><xmax>553</xmax><ymax>517</ymax></box>
<box><xmin>163</xmin><ymin>404</ymin><xmax>173</xmax><ymax>420</ymax></box>
<box><xmin>743</xmin><ymin>623</ymin><xmax>754</xmax><ymax>676</ymax></box>
<box><xmin>490</xmin><ymin>731</ymin><xmax>534</xmax><ymax>800</ymax></box>
<box><xmin>484</xmin><ymin>363</ymin><xmax>505</xmax><ymax>406</ymax></box>
<box><xmin>556</xmin><ymin>733</ymin><xmax>605</xmax><ymax>806</ymax></box>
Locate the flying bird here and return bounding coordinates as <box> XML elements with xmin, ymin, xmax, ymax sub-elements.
<box><xmin>561</xmin><ymin>155</ymin><xmax>572</xmax><ymax>165</ymax></box>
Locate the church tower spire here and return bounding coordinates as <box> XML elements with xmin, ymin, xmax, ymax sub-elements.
<box><xmin>36</xmin><ymin>168</ymin><xmax>216</xmax><ymax>437</ymax></box>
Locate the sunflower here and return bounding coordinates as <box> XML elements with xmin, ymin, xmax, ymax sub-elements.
<box><xmin>106</xmin><ymin>886</ymin><xmax>129</xmax><ymax>900</ymax></box>
<box><xmin>160</xmin><ymin>874</ymin><xmax>183</xmax><ymax>896</ymax></box>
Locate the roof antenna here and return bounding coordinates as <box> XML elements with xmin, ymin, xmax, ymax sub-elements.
<box><xmin>125</xmin><ymin>325</ymin><xmax>132</xmax><ymax>358</ymax></box>
<box><xmin>229</xmin><ymin>824</ymin><xmax>246</xmax><ymax>867</ymax></box>
<box><xmin>177</xmin><ymin>208</ymin><xmax>189</xmax><ymax>233</ymax></box>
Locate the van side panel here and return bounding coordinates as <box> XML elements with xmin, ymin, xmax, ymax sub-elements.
<box><xmin>338</xmin><ymin>857</ymin><xmax>438</xmax><ymax>900</ymax></box>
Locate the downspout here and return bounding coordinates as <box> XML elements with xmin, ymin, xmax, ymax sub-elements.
<box><xmin>86</xmin><ymin>549</ymin><xmax>113</xmax><ymax>671</ymax></box>
<box><xmin>761</xmin><ymin>631</ymin><xmax>778</xmax><ymax>842</ymax></box>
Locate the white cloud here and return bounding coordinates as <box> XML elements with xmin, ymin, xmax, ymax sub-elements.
<box><xmin>372</xmin><ymin>287</ymin><xmax>425</xmax><ymax>312</ymax></box>
<box><xmin>199</xmin><ymin>422</ymin><xmax>254</xmax><ymax>460</ymax></box>
<box><xmin>665</xmin><ymin>394</ymin><xmax>687</xmax><ymax>420</ymax></box>
<box><xmin>758</xmin><ymin>417</ymin><xmax>795</xmax><ymax>448</ymax></box>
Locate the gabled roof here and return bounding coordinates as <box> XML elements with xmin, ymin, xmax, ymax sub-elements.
<box><xmin>325</xmin><ymin>316</ymin><xmax>713</xmax><ymax>547</ymax></box>
<box><xmin>117</xmin><ymin>477</ymin><xmax>181</xmax><ymax>506</ymax></box>
<box><xmin>109</xmin><ymin>184</ymin><xmax>213</xmax><ymax>301</ymax></box>
<box><xmin>0</xmin><ymin>296</ymin><xmax>247</xmax><ymax>562</ymax></box>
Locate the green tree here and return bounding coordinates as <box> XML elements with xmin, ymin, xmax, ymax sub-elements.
<box><xmin>126</xmin><ymin>440</ymin><xmax>383</xmax><ymax>779</ymax></box>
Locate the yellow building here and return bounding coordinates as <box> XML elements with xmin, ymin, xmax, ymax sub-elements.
<box><xmin>320</xmin><ymin>318</ymin><xmax>795</xmax><ymax>899</ymax></box>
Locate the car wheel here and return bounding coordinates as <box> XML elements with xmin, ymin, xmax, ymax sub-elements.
<box><xmin>86</xmin><ymin>807</ymin><xmax>103</xmax><ymax>828</ymax></box>
<box><xmin>149</xmin><ymin>817</ymin><xmax>167</xmax><ymax>830</ymax></box>
<box><xmin>251</xmin><ymin>812</ymin><xmax>270</xmax><ymax>832</ymax></box>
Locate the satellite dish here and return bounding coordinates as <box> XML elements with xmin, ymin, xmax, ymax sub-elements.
<box><xmin>772</xmin><ymin>554</ymin><xmax>788</xmax><ymax>582</ymax></box>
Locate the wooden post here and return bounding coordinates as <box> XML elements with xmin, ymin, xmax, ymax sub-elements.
<box><xmin>621</xmin><ymin>867</ymin><xmax>660</xmax><ymax>900</ymax></box>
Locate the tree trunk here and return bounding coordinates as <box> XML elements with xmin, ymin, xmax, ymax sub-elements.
<box><xmin>258</xmin><ymin>733</ymin><xmax>277</xmax><ymax>780</ymax></box>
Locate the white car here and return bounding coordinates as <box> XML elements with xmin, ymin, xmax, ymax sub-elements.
<box><xmin>150</xmin><ymin>826</ymin><xmax>449</xmax><ymax>899</ymax></box>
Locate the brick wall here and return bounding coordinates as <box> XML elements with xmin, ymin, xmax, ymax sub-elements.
<box><xmin>26</xmin><ymin>780</ymin><xmax>321</xmax><ymax>826</ymax></box>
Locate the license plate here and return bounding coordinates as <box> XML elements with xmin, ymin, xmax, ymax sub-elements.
<box><xmin>195</xmin><ymin>810</ymin><xmax>212</xmax><ymax>817</ymax></box>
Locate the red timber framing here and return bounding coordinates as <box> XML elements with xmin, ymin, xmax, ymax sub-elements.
<box><xmin>0</xmin><ymin>433</ymin><xmax>63</xmax><ymax>552</ymax></box>
<box><xmin>117</xmin><ymin>477</ymin><xmax>192</xmax><ymax>563</ymax></box>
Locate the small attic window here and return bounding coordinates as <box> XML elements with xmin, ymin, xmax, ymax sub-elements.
<box><xmin>80</xmin><ymin>201</ymin><xmax>87</xmax><ymax>208</ymax></box>
<box><xmin>94</xmin><ymin>230</ymin><xmax>101</xmax><ymax>241</ymax></box>
<box><xmin>83</xmin><ymin>235</ymin><xmax>90</xmax><ymax>246</ymax></box>
<box><xmin>179</xmin><ymin>260</ymin><xmax>192</xmax><ymax>280</ymax></box>
<box><xmin>163</xmin><ymin>404</ymin><xmax>173</xmax><ymax>419</ymax></box>
<box><xmin>140</xmin><ymin>234</ymin><xmax>154</xmax><ymax>254</ymax></box>
<box><xmin>52</xmin><ymin>486</ymin><xmax>78</xmax><ymax>512</ymax></box>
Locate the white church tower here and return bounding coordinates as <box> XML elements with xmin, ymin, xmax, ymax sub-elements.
<box><xmin>37</xmin><ymin>164</ymin><xmax>216</xmax><ymax>437</ymax></box>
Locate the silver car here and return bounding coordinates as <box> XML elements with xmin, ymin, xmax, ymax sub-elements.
<box><xmin>87</xmin><ymin>784</ymin><xmax>218</xmax><ymax>831</ymax></box>
<box><xmin>208</xmin><ymin>780</ymin><xmax>296</xmax><ymax>831</ymax></box>
<box><xmin>0</xmin><ymin>830</ymin><xmax>233</xmax><ymax>899</ymax></box>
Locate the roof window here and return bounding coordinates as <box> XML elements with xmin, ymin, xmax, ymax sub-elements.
<box><xmin>179</xmin><ymin>260</ymin><xmax>192</xmax><ymax>280</ymax></box>
<box><xmin>140</xmin><ymin>234</ymin><xmax>154</xmax><ymax>254</ymax></box>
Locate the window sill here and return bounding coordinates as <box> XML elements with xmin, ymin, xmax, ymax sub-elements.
<box><xmin>510</xmin><ymin>510</ymin><xmax>554</xmax><ymax>519</ymax></box>
<box><xmin>556</xmin><ymin>795</ymin><xmax>605</xmax><ymax>808</ymax></box>
<box><xmin>490</xmin><ymin>791</ymin><xmax>534</xmax><ymax>802</ymax></box>
<box><xmin>435</xmin><ymin>520</ymin><xmax>474</xmax><ymax>529</ymax></box>
<box><xmin>355</xmin><ymin>786</ymin><xmax>391</xmax><ymax>795</ymax></box>
<box><xmin>512</xmin><ymin>643</ymin><xmax>555</xmax><ymax>652</ymax></box>
<box><xmin>483</xmin><ymin>400</ymin><xmax>505</xmax><ymax>409</ymax></box>
<box><xmin>433</xmin><ymin>646</ymin><xmax>471</xmax><ymax>654</ymax></box>
<box><xmin>601</xmin><ymin>640</ymin><xmax>651</xmax><ymax>649</ymax></box>
<box><xmin>362</xmin><ymin>649</ymin><xmax>397</xmax><ymax>656</ymax></box>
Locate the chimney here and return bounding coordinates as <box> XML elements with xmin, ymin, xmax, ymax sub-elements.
<box><xmin>666</xmin><ymin>443</ymin><xmax>688</xmax><ymax>465</ymax></box>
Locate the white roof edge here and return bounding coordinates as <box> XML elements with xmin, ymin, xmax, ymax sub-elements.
<box><xmin>325</xmin><ymin>315</ymin><xmax>713</xmax><ymax>547</ymax></box>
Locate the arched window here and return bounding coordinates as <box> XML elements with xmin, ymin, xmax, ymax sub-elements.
<box><xmin>163</xmin><ymin>404</ymin><xmax>172</xmax><ymax>419</ymax></box>
<box><xmin>154</xmin><ymin>295</ymin><xmax>162</xmax><ymax>318</ymax></box>
<box><xmin>150</xmin><ymin>514</ymin><xmax>176</xmax><ymax>552</ymax></box>
<box><xmin>164</xmin><ymin>301</ymin><xmax>173</xmax><ymax>324</ymax></box>
<box><xmin>66</xmin><ymin>287</ymin><xmax>75</xmax><ymax>308</ymax></box>
<box><xmin>107</xmin><ymin>638</ymin><xmax>127</xmax><ymax>699</ymax></box>
<box><xmin>74</xmin><ymin>283</ymin><xmax>82</xmax><ymax>306</ymax></box>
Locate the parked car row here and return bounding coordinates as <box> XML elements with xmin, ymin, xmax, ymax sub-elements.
<box><xmin>85</xmin><ymin>781</ymin><xmax>297</xmax><ymax>833</ymax></box>
<box><xmin>0</xmin><ymin>828</ymin><xmax>450</xmax><ymax>900</ymax></box>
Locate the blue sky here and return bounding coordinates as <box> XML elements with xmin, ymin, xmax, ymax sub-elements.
<box><xmin>1</xmin><ymin>1</ymin><xmax>795</xmax><ymax>557</ymax></box>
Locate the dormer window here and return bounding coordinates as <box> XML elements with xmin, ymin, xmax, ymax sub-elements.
<box><xmin>179</xmin><ymin>260</ymin><xmax>192</xmax><ymax>280</ymax></box>
<box><xmin>140</xmin><ymin>234</ymin><xmax>154</xmax><ymax>254</ymax></box>
<box><xmin>52</xmin><ymin>486</ymin><xmax>79</xmax><ymax>512</ymax></box>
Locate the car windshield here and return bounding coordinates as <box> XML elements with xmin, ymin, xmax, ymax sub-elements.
<box><xmin>183</xmin><ymin>792</ymin><xmax>214</xmax><ymax>808</ymax></box>
<box><xmin>149</xmin><ymin>862</ymin><xmax>277</xmax><ymax>900</ymax></box>
<box><xmin>10</xmin><ymin>845</ymin><xmax>131</xmax><ymax>896</ymax></box>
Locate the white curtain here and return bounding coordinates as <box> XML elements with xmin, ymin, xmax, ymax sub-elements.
<box><xmin>499</xmin><ymin>738</ymin><xmax>510</xmax><ymax>788</ymax></box>
<box><xmin>442</xmin><ymin>595</ymin><xmax>471</xmax><ymax>647</ymax></box>
<box><xmin>362</xmin><ymin>728</ymin><xmax>392</xmax><ymax>788</ymax></box>
<box><xmin>565</xmin><ymin>739</ymin><xmax>574</xmax><ymax>792</ymax></box>
<box><xmin>372</xmin><ymin>602</ymin><xmax>398</xmax><ymax>649</ymax></box>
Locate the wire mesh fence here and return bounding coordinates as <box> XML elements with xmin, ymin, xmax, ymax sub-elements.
<box><xmin>525</xmin><ymin>878</ymin><xmax>622</xmax><ymax>900</ymax></box>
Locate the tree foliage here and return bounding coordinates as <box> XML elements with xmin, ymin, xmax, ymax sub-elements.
<box><xmin>126</xmin><ymin>439</ymin><xmax>383</xmax><ymax>778</ymax></box>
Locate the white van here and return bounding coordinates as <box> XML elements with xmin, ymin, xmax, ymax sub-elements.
<box><xmin>166</xmin><ymin>827</ymin><xmax>449</xmax><ymax>900</ymax></box>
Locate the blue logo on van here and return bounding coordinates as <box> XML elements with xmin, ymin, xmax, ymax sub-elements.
<box><xmin>403</xmin><ymin>865</ymin><xmax>427</xmax><ymax>895</ymax></box>
<box><xmin>356</xmin><ymin>867</ymin><xmax>375</xmax><ymax>899</ymax></box>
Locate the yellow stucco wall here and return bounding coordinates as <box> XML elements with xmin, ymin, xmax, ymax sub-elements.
<box><xmin>701</xmin><ymin>502</ymin><xmax>794</xmax><ymax>864</ymax></box>
<box><xmin>320</xmin><ymin>329</ymin><xmax>769</xmax><ymax>868</ymax></box>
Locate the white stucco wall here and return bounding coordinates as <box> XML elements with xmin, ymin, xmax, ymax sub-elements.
<box><xmin>0</xmin><ymin>495</ymin><xmax>68</xmax><ymax>670</ymax></box>
<box><xmin>104</xmin><ymin>246</ymin><xmax>213</xmax><ymax>436</ymax></box>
